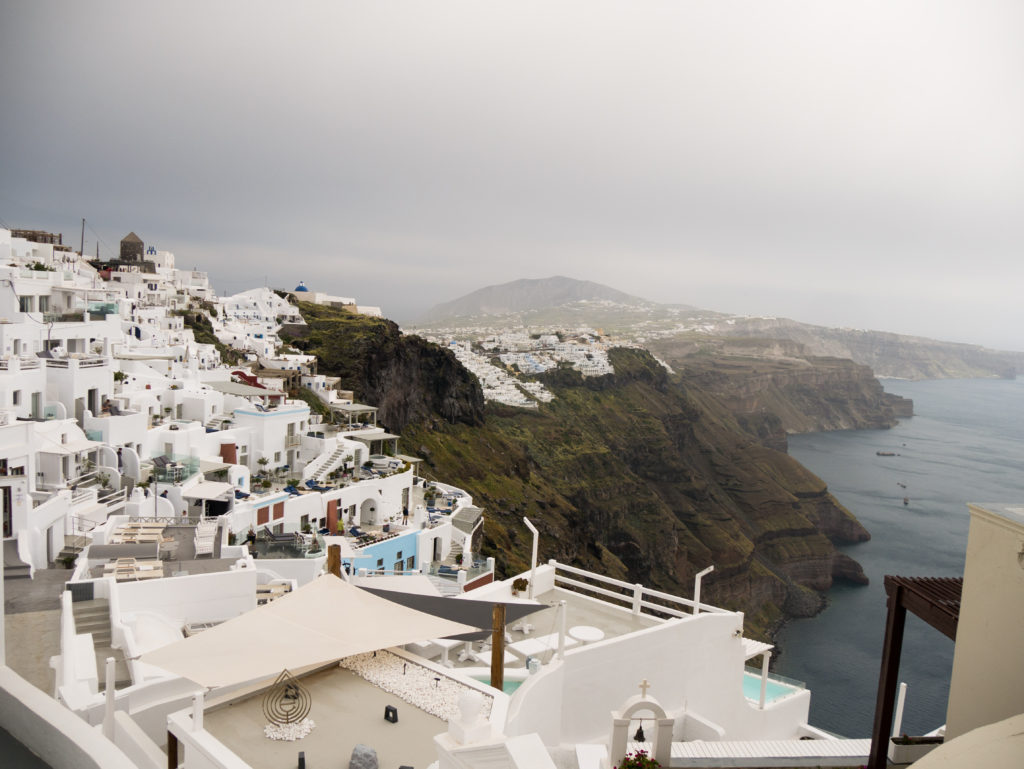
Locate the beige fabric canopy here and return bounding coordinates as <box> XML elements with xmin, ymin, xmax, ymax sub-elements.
<box><xmin>138</xmin><ymin>575</ymin><xmax>477</xmax><ymax>688</ymax></box>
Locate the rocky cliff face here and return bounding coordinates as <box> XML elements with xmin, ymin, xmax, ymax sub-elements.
<box><xmin>282</xmin><ymin>301</ymin><xmax>485</xmax><ymax>432</ymax></box>
<box><xmin>704</xmin><ymin>317</ymin><xmax>1023</xmax><ymax>380</ymax></box>
<box><xmin>407</xmin><ymin>349</ymin><xmax>869</xmax><ymax>639</ymax></box>
<box><xmin>646</xmin><ymin>347</ymin><xmax>914</xmax><ymax>445</ymax></box>
<box><xmin>291</xmin><ymin>311</ymin><xmax>871</xmax><ymax>640</ymax></box>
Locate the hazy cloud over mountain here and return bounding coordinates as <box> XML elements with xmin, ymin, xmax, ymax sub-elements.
<box><xmin>1</xmin><ymin>1</ymin><xmax>1021</xmax><ymax>349</ymax></box>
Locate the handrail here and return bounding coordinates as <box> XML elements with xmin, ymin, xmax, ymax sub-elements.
<box><xmin>551</xmin><ymin>559</ymin><xmax>728</xmax><ymax>617</ymax></box>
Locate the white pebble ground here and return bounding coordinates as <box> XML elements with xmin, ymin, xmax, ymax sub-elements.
<box><xmin>341</xmin><ymin>651</ymin><xmax>493</xmax><ymax>722</ymax></box>
<box><xmin>264</xmin><ymin>717</ymin><xmax>316</xmax><ymax>741</ymax></box>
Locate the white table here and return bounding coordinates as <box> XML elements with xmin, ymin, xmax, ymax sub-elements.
<box><xmin>569</xmin><ymin>625</ymin><xmax>605</xmax><ymax>644</ymax></box>
<box><xmin>430</xmin><ymin>637</ymin><xmax>465</xmax><ymax>667</ymax></box>
<box><xmin>507</xmin><ymin>632</ymin><xmax>581</xmax><ymax>661</ymax></box>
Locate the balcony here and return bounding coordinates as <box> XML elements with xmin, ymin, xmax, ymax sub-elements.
<box><xmin>44</xmin><ymin>356</ymin><xmax>108</xmax><ymax>369</ymax></box>
<box><xmin>0</xmin><ymin>357</ymin><xmax>40</xmax><ymax>371</ymax></box>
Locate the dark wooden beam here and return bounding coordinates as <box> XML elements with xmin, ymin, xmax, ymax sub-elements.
<box><xmin>327</xmin><ymin>544</ymin><xmax>341</xmax><ymax>578</ymax></box>
<box><xmin>167</xmin><ymin>731</ymin><xmax>178</xmax><ymax>769</ymax></box>
<box><xmin>869</xmin><ymin>582</ymin><xmax>907</xmax><ymax>769</ymax></box>
<box><xmin>490</xmin><ymin>603</ymin><xmax>506</xmax><ymax>692</ymax></box>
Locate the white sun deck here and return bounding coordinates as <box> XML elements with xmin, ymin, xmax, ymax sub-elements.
<box><xmin>202</xmin><ymin>665</ymin><xmax>447</xmax><ymax>769</ymax></box>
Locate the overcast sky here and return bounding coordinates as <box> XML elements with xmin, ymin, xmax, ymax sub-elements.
<box><xmin>1</xmin><ymin>1</ymin><xmax>1022</xmax><ymax>349</ymax></box>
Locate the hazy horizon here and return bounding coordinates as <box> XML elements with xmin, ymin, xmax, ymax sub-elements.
<box><xmin>2</xmin><ymin>2</ymin><xmax>1021</xmax><ymax>350</ymax></box>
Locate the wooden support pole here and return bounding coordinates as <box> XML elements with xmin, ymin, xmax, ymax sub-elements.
<box><xmin>490</xmin><ymin>603</ymin><xmax>506</xmax><ymax>692</ymax></box>
<box><xmin>167</xmin><ymin>731</ymin><xmax>178</xmax><ymax>769</ymax></box>
<box><xmin>868</xmin><ymin>582</ymin><xmax>907</xmax><ymax>769</ymax></box>
<box><xmin>327</xmin><ymin>544</ymin><xmax>341</xmax><ymax>578</ymax></box>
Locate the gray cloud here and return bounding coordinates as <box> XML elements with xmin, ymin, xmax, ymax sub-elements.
<box><xmin>1</xmin><ymin>0</ymin><xmax>1022</xmax><ymax>348</ymax></box>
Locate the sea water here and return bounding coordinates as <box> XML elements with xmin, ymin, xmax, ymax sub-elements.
<box><xmin>774</xmin><ymin>378</ymin><xmax>1024</xmax><ymax>738</ymax></box>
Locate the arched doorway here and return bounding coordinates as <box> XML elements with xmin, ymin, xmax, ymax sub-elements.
<box><xmin>359</xmin><ymin>497</ymin><xmax>379</xmax><ymax>526</ymax></box>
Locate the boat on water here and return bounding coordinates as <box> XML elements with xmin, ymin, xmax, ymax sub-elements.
<box><xmin>876</xmin><ymin>451</ymin><xmax>897</xmax><ymax>456</ymax></box>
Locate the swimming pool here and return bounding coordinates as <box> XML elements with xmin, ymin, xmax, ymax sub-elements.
<box><xmin>471</xmin><ymin>675</ymin><xmax>523</xmax><ymax>694</ymax></box>
<box><xmin>742</xmin><ymin>670</ymin><xmax>804</xmax><ymax>703</ymax></box>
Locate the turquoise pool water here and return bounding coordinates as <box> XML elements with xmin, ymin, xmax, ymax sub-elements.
<box><xmin>471</xmin><ymin>675</ymin><xmax>523</xmax><ymax>694</ymax></box>
<box><xmin>742</xmin><ymin>671</ymin><xmax>801</xmax><ymax>703</ymax></box>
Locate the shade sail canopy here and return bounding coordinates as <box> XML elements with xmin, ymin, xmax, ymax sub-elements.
<box><xmin>354</xmin><ymin>574</ymin><xmax>442</xmax><ymax>596</ymax></box>
<box><xmin>359</xmin><ymin>587</ymin><xmax>546</xmax><ymax>628</ymax></box>
<box><xmin>181</xmin><ymin>481</ymin><xmax>234</xmax><ymax>500</ymax></box>
<box><xmin>138</xmin><ymin>575</ymin><xmax>479</xmax><ymax>688</ymax></box>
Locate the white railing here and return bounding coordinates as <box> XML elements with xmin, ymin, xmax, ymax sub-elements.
<box><xmin>550</xmin><ymin>560</ymin><xmax>728</xmax><ymax>618</ymax></box>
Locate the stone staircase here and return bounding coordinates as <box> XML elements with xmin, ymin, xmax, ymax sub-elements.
<box><xmin>305</xmin><ymin>445</ymin><xmax>351</xmax><ymax>483</ymax></box>
<box><xmin>56</xmin><ymin>534</ymin><xmax>87</xmax><ymax>566</ymax></box>
<box><xmin>204</xmin><ymin>413</ymin><xmax>232</xmax><ymax>431</ymax></box>
<box><xmin>72</xmin><ymin>599</ymin><xmax>132</xmax><ymax>691</ymax></box>
<box><xmin>3</xmin><ymin>538</ymin><xmax>31</xmax><ymax>579</ymax></box>
<box><xmin>441</xmin><ymin>541</ymin><xmax>463</xmax><ymax>568</ymax></box>
<box><xmin>426</xmin><ymin>573</ymin><xmax>464</xmax><ymax>597</ymax></box>
<box><xmin>425</xmin><ymin>542</ymin><xmax>466</xmax><ymax>596</ymax></box>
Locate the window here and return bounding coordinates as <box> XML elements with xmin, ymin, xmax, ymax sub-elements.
<box><xmin>19</xmin><ymin>296</ymin><xmax>32</xmax><ymax>313</ymax></box>
<box><xmin>274</xmin><ymin>452</ymin><xmax>281</xmax><ymax>462</ymax></box>
<box><xmin>38</xmin><ymin>296</ymin><xmax>49</xmax><ymax>313</ymax></box>
<box><xmin>406</xmin><ymin>555</ymin><xmax>415</xmax><ymax>570</ymax></box>
<box><xmin>12</xmin><ymin>391</ymin><xmax>20</xmax><ymax>406</ymax></box>
<box><xmin>394</xmin><ymin>561</ymin><xmax>403</xmax><ymax>573</ymax></box>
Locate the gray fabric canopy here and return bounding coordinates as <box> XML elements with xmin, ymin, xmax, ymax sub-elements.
<box><xmin>359</xmin><ymin>586</ymin><xmax>547</xmax><ymax>641</ymax></box>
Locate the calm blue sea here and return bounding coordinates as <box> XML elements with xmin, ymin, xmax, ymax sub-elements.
<box><xmin>773</xmin><ymin>378</ymin><xmax>1024</xmax><ymax>738</ymax></box>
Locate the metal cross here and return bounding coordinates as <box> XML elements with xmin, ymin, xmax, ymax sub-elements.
<box><xmin>639</xmin><ymin>679</ymin><xmax>651</xmax><ymax>698</ymax></box>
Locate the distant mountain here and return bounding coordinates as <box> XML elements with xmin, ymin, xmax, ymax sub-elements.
<box><xmin>415</xmin><ymin>275</ymin><xmax>1024</xmax><ymax>380</ymax></box>
<box><xmin>415</xmin><ymin>276</ymin><xmax>714</xmax><ymax>331</ymax></box>
<box><xmin>420</xmin><ymin>276</ymin><xmax>652</xmax><ymax>322</ymax></box>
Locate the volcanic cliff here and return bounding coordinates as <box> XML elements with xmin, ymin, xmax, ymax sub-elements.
<box><xmin>287</xmin><ymin>303</ymin><xmax>882</xmax><ymax>640</ymax></box>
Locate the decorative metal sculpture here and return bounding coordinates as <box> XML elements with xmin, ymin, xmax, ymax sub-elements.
<box><xmin>263</xmin><ymin>669</ymin><xmax>312</xmax><ymax>725</ymax></box>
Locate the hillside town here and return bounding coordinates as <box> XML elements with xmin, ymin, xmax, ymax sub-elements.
<box><xmin>0</xmin><ymin>227</ymin><xmax>1018</xmax><ymax>769</ymax></box>
<box><xmin>419</xmin><ymin>330</ymin><xmax>616</xmax><ymax>407</ymax></box>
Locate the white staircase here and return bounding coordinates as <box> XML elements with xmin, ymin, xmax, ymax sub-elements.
<box><xmin>426</xmin><ymin>573</ymin><xmax>464</xmax><ymax>597</ymax></box>
<box><xmin>303</xmin><ymin>445</ymin><xmax>351</xmax><ymax>483</ymax></box>
<box><xmin>205</xmin><ymin>413</ymin><xmax>232</xmax><ymax>431</ymax></box>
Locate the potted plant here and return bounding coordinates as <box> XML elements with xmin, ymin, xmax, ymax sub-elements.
<box><xmin>616</xmin><ymin>749</ymin><xmax>661</xmax><ymax>768</ymax></box>
<box><xmin>511</xmin><ymin>577</ymin><xmax>529</xmax><ymax>596</ymax></box>
<box><xmin>454</xmin><ymin>552</ymin><xmax>463</xmax><ymax>567</ymax></box>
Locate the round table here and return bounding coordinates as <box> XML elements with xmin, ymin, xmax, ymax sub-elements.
<box><xmin>568</xmin><ymin>625</ymin><xmax>605</xmax><ymax>644</ymax></box>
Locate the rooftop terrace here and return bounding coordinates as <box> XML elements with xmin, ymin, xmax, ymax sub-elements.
<box><xmin>202</xmin><ymin>665</ymin><xmax>447</xmax><ymax>769</ymax></box>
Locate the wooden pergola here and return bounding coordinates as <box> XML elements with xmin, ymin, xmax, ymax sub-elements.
<box><xmin>868</xmin><ymin>575</ymin><xmax>962</xmax><ymax>769</ymax></box>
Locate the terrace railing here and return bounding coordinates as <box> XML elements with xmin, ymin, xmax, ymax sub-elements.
<box><xmin>550</xmin><ymin>559</ymin><xmax>729</xmax><ymax>619</ymax></box>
